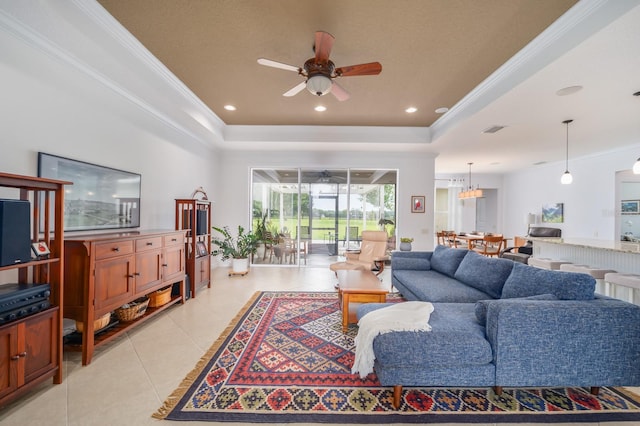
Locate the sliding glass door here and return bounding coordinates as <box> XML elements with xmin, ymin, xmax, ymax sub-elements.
<box><xmin>251</xmin><ymin>168</ymin><xmax>396</xmax><ymax>267</ymax></box>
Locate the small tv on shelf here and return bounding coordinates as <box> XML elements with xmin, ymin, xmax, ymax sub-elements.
<box><xmin>38</xmin><ymin>152</ymin><xmax>141</xmax><ymax>231</ymax></box>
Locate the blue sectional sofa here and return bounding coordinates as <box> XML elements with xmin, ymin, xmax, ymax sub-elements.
<box><xmin>358</xmin><ymin>245</ymin><xmax>640</xmax><ymax>408</ymax></box>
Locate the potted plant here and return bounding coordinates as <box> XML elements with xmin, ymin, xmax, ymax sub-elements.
<box><xmin>399</xmin><ymin>237</ymin><xmax>413</xmax><ymax>251</ymax></box>
<box><xmin>212</xmin><ymin>225</ymin><xmax>259</xmax><ymax>273</ymax></box>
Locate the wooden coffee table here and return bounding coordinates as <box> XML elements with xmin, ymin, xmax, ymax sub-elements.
<box><xmin>337</xmin><ymin>270</ymin><xmax>389</xmax><ymax>332</ymax></box>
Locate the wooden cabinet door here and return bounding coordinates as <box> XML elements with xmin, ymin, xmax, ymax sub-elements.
<box><xmin>94</xmin><ymin>256</ymin><xmax>135</xmax><ymax>313</ymax></box>
<box><xmin>195</xmin><ymin>256</ymin><xmax>210</xmax><ymax>288</ymax></box>
<box><xmin>0</xmin><ymin>324</ymin><xmax>18</xmax><ymax>400</ymax></box>
<box><xmin>163</xmin><ymin>244</ymin><xmax>185</xmax><ymax>283</ymax></box>
<box><xmin>23</xmin><ymin>310</ymin><xmax>57</xmax><ymax>384</ymax></box>
<box><xmin>134</xmin><ymin>250</ymin><xmax>163</xmax><ymax>294</ymax></box>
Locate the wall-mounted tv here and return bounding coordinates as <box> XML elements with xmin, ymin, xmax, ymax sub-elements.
<box><xmin>38</xmin><ymin>152</ymin><xmax>141</xmax><ymax>231</ymax></box>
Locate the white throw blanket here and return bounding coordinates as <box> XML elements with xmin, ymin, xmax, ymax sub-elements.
<box><xmin>351</xmin><ymin>301</ymin><xmax>434</xmax><ymax>378</ymax></box>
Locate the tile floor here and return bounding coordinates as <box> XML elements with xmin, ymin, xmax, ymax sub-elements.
<box><xmin>0</xmin><ymin>264</ymin><xmax>637</xmax><ymax>426</ymax></box>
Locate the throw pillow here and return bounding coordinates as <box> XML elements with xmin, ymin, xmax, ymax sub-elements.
<box><xmin>474</xmin><ymin>293</ymin><xmax>558</xmax><ymax>324</ymax></box>
<box><xmin>430</xmin><ymin>245</ymin><xmax>469</xmax><ymax>278</ymax></box>
<box><xmin>501</xmin><ymin>262</ymin><xmax>595</xmax><ymax>300</ymax></box>
<box><xmin>454</xmin><ymin>251</ymin><xmax>514</xmax><ymax>299</ymax></box>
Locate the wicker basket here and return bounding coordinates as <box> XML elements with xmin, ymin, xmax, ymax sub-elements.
<box><xmin>148</xmin><ymin>286</ymin><xmax>172</xmax><ymax>308</ymax></box>
<box><xmin>76</xmin><ymin>312</ymin><xmax>111</xmax><ymax>333</ymax></box>
<box><xmin>115</xmin><ymin>297</ymin><xmax>149</xmax><ymax>322</ymax></box>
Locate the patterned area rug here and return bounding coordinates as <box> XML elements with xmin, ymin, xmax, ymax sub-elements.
<box><xmin>154</xmin><ymin>291</ymin><xmax>640</xmax><ymax>423</ymax></box>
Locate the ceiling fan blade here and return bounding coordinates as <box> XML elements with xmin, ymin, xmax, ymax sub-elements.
<box><xmin>314</xmin><ymin>31</ymin><xmax>335</xmax><ymax>63</ymax></box>
<box><xmin>335</xmin><ymin>62</ymin><xmax>382</xmax><ymax>77</ymax></box>
<box><xmin>331</xmin><ymin>81</ymin><xmax>350</xmax><ymax>102</ymax></box>
<box><xmin>283</xmin><ymin>81</ymin><xmax>306</xmax><ymax>97</ymax></box>
<box><xmin>257</xmin><ymin>58</ymin><xmax>301</xmax><ymax>73</ymax></box>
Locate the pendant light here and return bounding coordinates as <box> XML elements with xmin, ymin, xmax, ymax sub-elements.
<box><xmin>561</xmin><ymin>119</ymin><xmax>573</xmax><ymax>185</ymax></box>
<box><xmin>633</xmin><ymin>91</ymin><xmax>640</xmax><ymax>173</ymax></box>
<box><xmin>458</xmin><ymin>162</ymin><xmax>483</xmax><ymax>199</ymax></box>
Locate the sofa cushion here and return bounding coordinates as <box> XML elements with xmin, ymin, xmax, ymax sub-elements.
<box><xmin>391</xmin><ymin>251</ymin><xmax>432</xmax><ymax>271</ymax></box>
<box><xmin>474</xmin><ymin>293</ymin><xmax>558</xmax><ymax>324</ymax></box>
<box><xmin>430</xmin><ymin>245</ymin><xmax>469</xmax><ymax>277</ymax></box>
<box><xmin>394</xmin><ymin>269</ymin><xmax>493</xmax><ymax>302</ymax></box>
<box><xmin>359</xmin><ymin>303</ymin><xmax>493</xmax><ymax>369</ymax></box>
<box><xmin>454</xmin><ymin>251</ymin><xmax>514</xmax><ymax>299</ymax></box>
<box><xmin>501</xmin><ymin>262</ymin><xmax>596</xmax><ymax>300</ymax></box>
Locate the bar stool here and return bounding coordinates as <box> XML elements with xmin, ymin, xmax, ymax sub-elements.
<box><xmin>559</xmin><ymin>264</ymin><xmax>617</xmax><ymax>296</ymax></box>
<box><xmin>604</xmin><ymin>273</ymin><xmax>640</xmax><ymax>304</ymax></box>
<box><xmin>527</xmin><ymin>258</ymin><xmax>572</xmax><ymax>270</ymax></box>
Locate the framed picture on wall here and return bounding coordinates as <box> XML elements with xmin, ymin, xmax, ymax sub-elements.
<box><xmin>621</xmin><ymin>200</ymin><xmax>640</xmax><ymax>214</ymax></box>
<box><xmin>411</xmin><ymin>195</ymin><xmax>425</xmax><ymax>213</ymax></box>
<box><xmin>542</xmin><ymin>203</ymin><xmax>564</xmax><ymax>223</ymax></box>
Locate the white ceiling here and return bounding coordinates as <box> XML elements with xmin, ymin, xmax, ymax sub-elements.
<box><xmin>2</xmin><ymin>1</ymin><xmax>639</xmax><ymax>175</ymax></box>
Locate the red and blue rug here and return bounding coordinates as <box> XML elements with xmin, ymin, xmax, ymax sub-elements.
<box><xmin>154</xmin><ymin>291</ymin><xmax>640</xmax><ymax>423</ymax></box>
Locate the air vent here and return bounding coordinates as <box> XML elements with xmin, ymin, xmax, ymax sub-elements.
<box><xmin>533</xmin><ymin>161</ymin><xmax>547</xmax><ymax>166</ymax></box>
<box><xmin>482</xmin><ymin>125</ymin><xmax>506</xmax><ymax>134</ymax></box>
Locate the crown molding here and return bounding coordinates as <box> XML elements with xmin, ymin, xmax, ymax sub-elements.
<box><xmin>430</xmin><ymin>0</ymin><xmax>636</xmax><ymax>143</ymax></box>
<box><xmin>223</xmin><ymin>125</ymin><xmax>432</xmax><ymax>150</ymax></box>
<box><xmin>0</xmin><ymin>2</ymin><xmax>224</xmax><ymax>149</ymax></box>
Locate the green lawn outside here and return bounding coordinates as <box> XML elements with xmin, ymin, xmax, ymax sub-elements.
<box><xmin>253</xmin><ymin>217</ymin><xmax>387</xmax><ymax>240</ymax></box>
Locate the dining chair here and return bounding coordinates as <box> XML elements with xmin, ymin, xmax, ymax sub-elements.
<box><xmin>445</xmin><ymin>231</ymin><xmax>458</xmax><ymax>248</ymax></box>
<box><xmin>262</xmin><ymin>231</ymin><xmax>276</xmax><ymax>261</ymax></box>
<box><xmin>472</xmin><ymin>235</ymin><xmax>505</xmax><ymax>257</ymax></box>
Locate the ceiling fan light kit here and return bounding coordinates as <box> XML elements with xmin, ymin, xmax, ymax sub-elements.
<box><xmin>306</xmin><ymin>75</ymin><xmax>332</xmax><ymax>96</ymax></box>
<box><xmin>257</xmin><ymin>31</ymin><xmax>382</xmax><ymax>102</ymax></box>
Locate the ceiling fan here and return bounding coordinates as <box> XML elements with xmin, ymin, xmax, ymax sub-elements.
<box><xmin>306</xmin><ymin>170</ymin><xmax>347</xmax><ymax>183</ymax></box>
<box><xmin>257</xmin><ymin>31</ymin><xmax>382</xmax><ymax>101</ymax></box>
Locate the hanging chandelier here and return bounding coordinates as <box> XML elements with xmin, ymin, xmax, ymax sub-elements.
<box><xmin>458</xmin><ymin>162</ymin><xmax>484</xmax><ymax>199</ymax></box>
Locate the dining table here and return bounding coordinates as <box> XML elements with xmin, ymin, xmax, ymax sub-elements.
<box><xmin>456</xmin><ymin>234</ymin><xmax>510</xmax><ymax>250</ymax></box>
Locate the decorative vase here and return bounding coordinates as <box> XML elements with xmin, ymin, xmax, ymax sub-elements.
<box><xmin>232</xmin><ymin>257</ymin><xmax>249</xmax><ymax>273</ymax></box>
<box><xmin>399</xmin><ymin>242</ymin><xmax>412</xmax><ymax>251</ymax></box>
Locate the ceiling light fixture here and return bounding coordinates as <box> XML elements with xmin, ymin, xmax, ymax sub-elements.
<box><xmin>223</xmin><ymin>105</ymin><xmax>236</xmax><ymax>111</ymax></box>
<box><xmin>306</xmin><ymin>75</ymin><xmax>332</xmax><ymax>96</ymax></box>
<box><xmin>405</xmin><ymin>107</ymin><xmax>417</xmax><ymax>113</ymax></box>
<box><xmin>458</xmin><ymin>162</ymin><xmax>484</xmax><ymax>199</ymax></box>
<box><xmin>482</xmin><ymin>125</ymin><xmax>506</xmax><ymax>134</ymax></box>
<box><xmin>314</xmin><ymin>105</ymin><xmax>327</xmax><ymax>112</ymax></box>
<box><xmin>556</xmin><ymin>85</ymin><xmax>583</xmax><ymax>96</ymax></box>
<box><xmin>435</xmin><ymin>107</ymin><xmax>449</xmax><ymax>114</ymax></box>
<box><xmin>561</xmin><ymin>119</ymin><xmax>573</xmax><ymax>184</ymax></box>
<box><xmin>633</xmin><ymin>91</ymin><xmax>640</xmax><ymax>174</ymax></box>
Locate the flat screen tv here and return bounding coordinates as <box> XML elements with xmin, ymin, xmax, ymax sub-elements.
<box><xmin>38</xmin><ymin>152</ymin><xmax>141</xmax><ymax>231</ymax></box>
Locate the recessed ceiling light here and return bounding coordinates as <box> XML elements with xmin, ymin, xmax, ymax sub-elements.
<box><xmin>435</xmin><ymin>107</ymin><xmax>449</xmax><ymax>114</ymax></box>
<box><xmin>556</xmin><ymin>85</ymin><xmax>583</xmax><ymax>96</ymax></box>
<box><xmin>224</xmin><ymin>105</ymin><xmax>236</xmax><ymax>111</ymax></box>
<box><xmin>315</xmin><ymin>105</ymin><xmax>327</xmax><ymax>112</ymax></box>
<box><xmin>405</xmin><ymin>107</ymin><xmax>418</xmax><ymax>113</ymax></box>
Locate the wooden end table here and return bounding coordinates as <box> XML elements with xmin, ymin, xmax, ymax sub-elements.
<box><xmin>337</xmin><ymin>269</ymin><xmax>389</xmax><ymax>332</ymax></box>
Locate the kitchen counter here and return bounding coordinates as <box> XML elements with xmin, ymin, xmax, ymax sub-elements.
<box><xmin>529</xmin><ymin>237</ymin><xmax>640</xmax><ymax>253</ymax></box>
<box><xmin>530</xmin><ymin>237</ymin><xmax>640</xmax><ymax>274</ymax></box>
